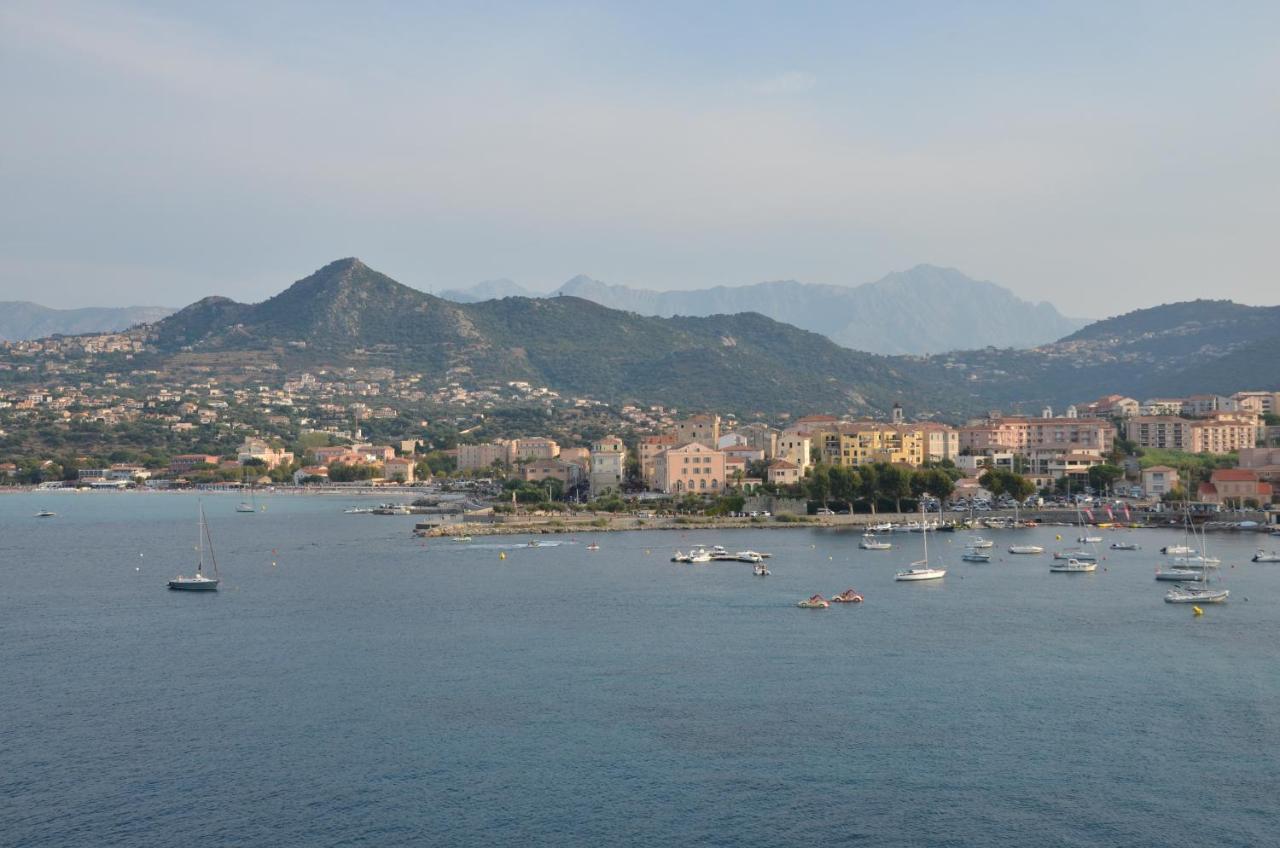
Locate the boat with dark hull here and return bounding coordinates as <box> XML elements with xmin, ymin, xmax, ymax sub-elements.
<box><xmin>169</xmin><ymin>504</ymin><xmax>220</xmax><ymax>592</ymax></box>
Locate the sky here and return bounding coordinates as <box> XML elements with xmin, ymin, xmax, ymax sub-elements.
<box><xmin>2</xmin><ymin>1</ymin><xmax>1278</xmax><ymax>312</ymax></box>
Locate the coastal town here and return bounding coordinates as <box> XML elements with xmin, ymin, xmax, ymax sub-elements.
<box><xmin>3</xmin><ymin>355</ymin><xmax>1278</xmax><ymax>524</ymax></box>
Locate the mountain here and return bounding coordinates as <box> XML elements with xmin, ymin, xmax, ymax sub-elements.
<box><xmin>0</xmin><ymin>302</ymin><xmax>173</xmax><ymax>341</ymax></box>
<box><xmin>141</xmin><ymin>258</ymin><xmax>967</xmax><ymax>417</ymax></box>
<box><xmin>438</xmin><ymin>278</ymin><xmax>538</xmax><ymax>302</ymax></box>
<box><xmin>534</xmin><ymin>265</ymin><xmax>1086</xmax><ymax>354</ymax></box>
<box><xmin>916</xmin><ymin>299</ymin><xmax>1280</xmax><ymax>411</ymax></box>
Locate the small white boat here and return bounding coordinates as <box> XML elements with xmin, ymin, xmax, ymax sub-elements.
<box><xmin>1161</xmin><ymin>544</ymin><xmax>1195</xmax><ymax>555</ymax></box>
<box><xmin>671</xmin><ymin>551</ymin><xmax>692</xmax><ymax>563</ymax></box>
<box><xmin>35</xmin><ymin>510</ymin><xmax>56</xmax><ymax>518</ymax></box>
<box><xmin>688</xmin><ymin>545</ymin><xmax>712</xmax><ymax>563</ymax></box>
<box><xmin>961</xmin><ymin>550</ymin><xmax>992</xmax><ymax>562</ymax></box>
<box><xmin>1165</xmin><ymin>585</ymin><xmax>1229</xmax><ymax>604</ymax></box>
<box><xmin>1077</xmin><ymin>536</ymin><xmax>1103</xmax><ymax>544</ymax></box>
<box><xmin>1008</xmin><ymin>545</ymin><xmax>1044</xmax><ymax>555</ymax></box>
<box><xmin>967</xmin><ymin>536</ymin><xmax>994</xmax><ymax>549</ymax></box>
<box><xmin>1110</xmin><ymin>542</ymin><xmax>1139</xmax><ymax>551</ymax></box>
<box><xmin>343</xmin><ymin>507</ymin><xmax>373</xmax><ymax>514</ymax></box>
<box><xmin>236</xmin><ymin>502</ymin><xmax>256</xmax><ymax>513</ymax></box>
<box><xmin>1172</xmin><ymin>555</ymin><xmax>1221</xmax><ymax>568</ymax></box>
<box><xmin>753</xmin><ymin>562</ymin><xmax>770</xmax><ymax>577</ymax></box>
<box><xmin>859</xmin><ymin>534</ymin><xmax>892</xmax><ymax>550</ymax></box>
<box><xmin>1053</xmin><ymin>549</ymin><xmax>1097</xmax><ymax>561</ymax></box>
<box><xmin>586</xmin><ymin>543</ymin><xmax>600</xmax><ymax>551</ymax></box>
<box><xmin>1050</xmin><ymin>558</ymin><xmax>1097</xmax><ymax>573</ymax></box>
<box><xmin>896</xmin><ymin>567</ymin><xmax>946</xmax><ymax>581</ymax></box>
<box><xmin>451</xmin><ymin>536</ymin><xmax>473</xmax><ymax>543</ymax></box>
<box><xmin>1156</xmin><ymin>568</ymin><xmax>1205</xmax><ymax>582</ymax></box>
<box><xmin>735</xmin><ymin>551</ymin><xmax>763</xmax><ymax>563</ymax></box>
<box><xmin>1251</xmin><ymin>550</ymin><xmax>1280</xmax><ymax>563</ymax></box>
<box><xmin>869</xmin><ymin>522</ymin><xmax>893</xmax><ymax>532</ymax></box>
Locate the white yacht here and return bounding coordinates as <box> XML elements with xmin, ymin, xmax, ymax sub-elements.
<box><xmin>1161</xmin><ymin>544</ymin><xmax>1195</xmax><ymax>556</ymax></box>
<box><xmin>1050</xmin><ymin>558</ymin><xmax>1097</xmax><ymax>573</ymax></box>
<box><xmin>1172</xmin><ymin>555</ymin><xmax>1221</xmax><ymax>568</ymax></box>
<box><xmin>1165</xmin><ymin>585</ymin><xmax>1229</xmax><ymax>604</ymax></box>
<box><xmin>859</xmin><ymin>533</ymin><xmax>892</xmax><ymax>550</ymax></box>
<box><xmin>896</xmin><ymin>506</ymin><xmax>945</xmax><ymax>581</ymax></box>
<box><xmin>1252</xmin><ymin>550</ymin><xmax>1280</xmax><ymax>563</ymax></box>
<box><xmin>1008</xmin><ymin>545</ymin><xmax>1044</xmax><ymax>555</ymax></box>
<box><xmin>967</xmin><ymin>536</ymin><xmax>994</xmax><ymax>549</ymax></box>
<box><xmin>1053</xmin><ymin>549</ymin><xmax>1098</xmax><ymax>562</ymax></box>
<box><xmin>688</xmin><ymin>545</ymin><xmax>713</xmax><ymax>563</ymax></box>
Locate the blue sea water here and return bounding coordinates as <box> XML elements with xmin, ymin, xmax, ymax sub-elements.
<box><xmin>2</xmin><ymin>492</ymin><xmax>1279</xmax><ymax>847</ymax></box>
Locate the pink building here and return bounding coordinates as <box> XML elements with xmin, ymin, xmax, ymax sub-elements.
<box><xmin>653</xmin><ymin>442</ymin><xmax>726</xmax><ymax>494</ymax></box>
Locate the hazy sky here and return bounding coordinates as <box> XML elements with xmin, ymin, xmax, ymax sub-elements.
<box><xmin>2</xmin><ymin>1</ymin><xmax>1278</xmax><ymax>311</ymax></box>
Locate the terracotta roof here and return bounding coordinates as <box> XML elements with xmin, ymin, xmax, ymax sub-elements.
<box><xmin>1211</xmin><ymin>469</ymin><xmax>1260</xmax><ymax>482</ymax></box>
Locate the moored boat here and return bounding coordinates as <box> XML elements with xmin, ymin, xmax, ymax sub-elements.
<box><xmin>1053</xmin><ymin>549</ymin><xmax>1098</xmax><ymax>561</ymax></box>
<box><xmin>1155</xmin><ymin>568</ymin><xmax>1205</xmax><ymax>582</ymax></box>
<box><xmin>586</xmin><ymin>543</ymin><xmax>600</xmax><ymax>551</ymax></box>
<box><xmin>859</xmin><ymin>533</ymin><xmax>892</xmax><ymax>550</ymax></box>
<box><xmin>168</xmin><ymin>503</ymin><xmax>220</xmax><ymax>592</ymax></box>
<box><xmin>967</xmin><ymin>536</ymin><xmax>994</xmax><ymax>549</ymax></box>
<box><xmin>896</xmin><ymin>567</ymin><xmax>946</xmax><ymax>581</ymax></box>
<box><xmin>753</xmin><ymin>562</ymin><xmax>770</xmax><ymax>576</ymax></box>
<box><xmin>451</xmin><ymin>535</ymin><xmax>473</xmax><ymax>542</ymax></box>
<box><xmin>1161</xmin><ymin>544</ymin><xmax>1195</xmax><ymax>555</ymax></box>
<box><xmin>1252</xmin><ymin>550</ymin><xmax>1280</xmax><ymax>563</ymax></box>
<box><xmin>1165</xmin><ymin>585</ymin><xmax>1229</xmax><ymax>604</ymax></box>
<box><xmin>1110</xmin><ymin>542</ymin><xmax>1139</xmax><ymax>551</ymax></box>
<box><xmin>1050</xmin><ymin>558</ymin><xmax>1097</xmax><ymax>573</ymax></box>
<box><xmin>1008</xmin><ymin>545</ymin><xmax>1044</xmax><ymax>555</ymax></box>
<box><xmin>35</xmin><ymin>509</ymin><xmax>56</xmax><ymax>518</ymax></box>
<box><xmin>961</xmin><ymin>550</ymin><xmax>991</xmax><ymax>562</ymax></box>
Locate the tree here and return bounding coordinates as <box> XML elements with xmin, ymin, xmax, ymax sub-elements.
<box><xmin>1087</xmin><ymin>463</ymin><xmax>1125</xmax><ymax>495</ymax></box>
<box><xmin>805</xmin><ymin>464</ymin><xmax>831</xmax><ymax>507</ymax></box>
<box><xmin>877</xmin><ymin>464</ymin><xmax>911</xmax><ymax>514</ymax></box>
<box><xmin>857</xmin><ymin>463</ymin><xmax>880</xmax><ymax>514</ymax></box>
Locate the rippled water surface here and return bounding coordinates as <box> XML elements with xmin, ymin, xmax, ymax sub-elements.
<box><xmin>3</xmin><ymin>492</ymin><xmax>1279</xmax><ymax>846</ymax></box>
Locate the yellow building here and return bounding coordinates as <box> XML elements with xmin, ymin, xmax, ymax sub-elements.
<box><xmin>815</xmin><ymin>424</ymin><xmax>925</xmax><ymax>468</ymax></box>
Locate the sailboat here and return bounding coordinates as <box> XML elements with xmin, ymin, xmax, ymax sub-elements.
<box><xmin>1164</xmin><ymin>506</ymin><xmax>1228</xmax><ymax>603</ymax></box>
<box><xmin>168</xmin><ymin>503</ymin><xmax>220</xmax><ymax>591</ymax></box>
<box><xmin>896</xmin><ymin>505</ymin><xmax>946</xmax><ymax>581</ymax></box>
<box><xmin>237</xmin><ymin>488</ymin><xmax>257</xmax><ymax>513</ymax></box>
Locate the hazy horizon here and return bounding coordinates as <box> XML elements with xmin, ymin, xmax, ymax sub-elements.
<box><xmin>3</xmin><ymin>2</ymin><xmax>1278</xmax><ymax>311</ymax></box>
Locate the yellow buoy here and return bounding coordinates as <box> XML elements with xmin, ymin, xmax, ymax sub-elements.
<box><xmin>1193</xmin><ymin>606</ymin><xmax>1203</xmax><ymax>616</ymax></box>
<box><xmin>1055</xmin><ymin>534</ymin><xmax>1062</xmax><ymax>541</ymax></box>
<box><xmin>499</xmin><ymin>552</ymin><xmax>506</xmax><ymax>560</ymax></box>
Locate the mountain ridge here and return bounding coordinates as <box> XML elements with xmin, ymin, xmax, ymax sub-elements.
<box><xmin>443</xmin><ymin>264</ymin><xmax>1087</xmax><ymax>354</ymax></box>
<box><xmin>0</xmin><ymin>301</ymin><xmax>174</xmax><ymax>341</ymax></box>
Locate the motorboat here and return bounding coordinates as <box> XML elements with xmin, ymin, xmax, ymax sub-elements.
<box><xmin>797</xmin><ymin>593</ymin><xmax>829</xmax><ymax>609</ymax></box>
<box><xmin>967</xmin><ymin>536</ymin><xmax>994</xmax><ymax>549</ymax></box>
<box><xmin>1077</xmin><ymin>536</ymin><xmax>1103</xmax><ymax>544</ymax></box>
<box><xmin>1156</xmin><ymin>568</ymin><xmax>1205</xmax><ymax>582</ymax></box>
<box><xmin>1251</xmin><ymin>550</ymin><xmax>1280</xmax><ymax>563</ymax></box>
<box><xmin>710</xmin><ymin>545</ymin><xmax>730</xmax><ymax>557</ymax></box>
<box><xmin>451</xmin><ymin>535</ymin><xmax>473</xmax><ymax>542</ymax></box>
<box><xmin>1053</xmin><ymin>549</ymin><xmax>1098</xmax><ymax>562</ymax></box>
<box><xmin>753</xmin><ymin>562</ymin><xmax>770</xmax><ymax>576</ymax></box>
<box><xmin>586</xmin><ymin>543</ymin><xmax>600</xmax><ymax>551</ymax></box>
<box><xmin>35</xmin><ymin>510</ymin><xmax>56</xmax><ymax>518</ymax></box>
<box><xmin>168</xmin><ymin>503</ymin><xmax>220</xmax><ymax>592</ymax></box>
<box><xmin>671</xmin><ymin>551</ymin><xmax>692</xmax><ymax>563</ymax></box>
<box><xmin>859</xmin><ymin>534</ymin><xmax>892</xmax><ymax>551</ymax></box>
<box><xmin>373</xmin><ymin>503</ymin><xmax>412</xmax><ymax>515</ymax></box>
<box><xmin>896</xmin><ymin>567</ymin><xmax>946</xmax><ymax>581</ymax></box>
<box><xmin>868</xmin><ymin>522</ymin><xmax>893</xmax><ymax>532</ymax></box>
<box><xmin>735</xmin><ymin>551</ymin><xmax>763</xmax><ymax>563</ymax></box>
<box><xmin>1165</xmin><ymin>585</ymin><xmax>1229</xmax><ymax>604</ymax></box>
<box><xmin>1161</xmin><ymin>544</ymin><xmax>1195</xmax><ymax>555</ymax></box>
<box><xmin>688</xmin><ymin>545</ymin><xmax>713</xmax><ymax>563</ymax></box>
<box><xmin>1110</xmin><ymin>542</ymin><xmax>1139</xmax><ymax>551</ymax></box>
<box><xmin>831</xmin><ymin>588</ymin><xmax>864</xmax><ymax>603</ymax></box>
<box><xmin>1050</xmin><ymin>558</ymin><xmax>1097</xmax><ymax>573</ymax></box>
<box><xmin>343</xmin><ymin>506</ymin><xmax>374</xmax><ymax>514</ymax></box>
<box><xmin>236</xmin><ymin>501</ymin><xmax>256</xmax><ymax>513</ymax></box>
<box><xmin>1008</xmin><ymin>545</ymin><xmax>1044</xmax><ymax>555</ymax></box>
<box><xmin>961</xmin><ymin>549</ymin><xmax>992</xmax><ymax>562</ymax></box>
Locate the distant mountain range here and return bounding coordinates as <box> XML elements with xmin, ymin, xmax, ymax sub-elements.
<box><xmin>440</xmin><ymin>265</ymin><xmax>1088</xmax><ymax>355</ymax></box>
<box><xmin>0</xmin><ymin>302</ymin><xmax>174</xmax><ymax>341</ymax></box>
<box><xmin>142</xmin><ymin>258</ymin><xmax>969</xmax><ymax>417</ymax></box>
<box><xmin>5</xmin><ymin>260</ymin><xmax>1277</xmax><ymax>418</ymax></box>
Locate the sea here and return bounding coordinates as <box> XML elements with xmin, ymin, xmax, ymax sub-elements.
<box><xmin>3</xmin><ymin>491</ymin><xmax>1279</xmax><ymax>847</ymax></box>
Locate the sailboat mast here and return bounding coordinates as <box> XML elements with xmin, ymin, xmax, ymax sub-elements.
<box><xmin>197</xmin><ymin>502</ymin><xmax>205</xmax><ymax>574</ymax></box>
<box><xmin>921</xmin><ymin>504</ymin><xmax>928</xmax><ymax>564</ymax></box>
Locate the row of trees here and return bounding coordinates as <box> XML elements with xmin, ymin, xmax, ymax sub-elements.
<box><xmin>802</xmin><ymin>461</ymin><xmax>963</xmax><ymax>513</ymax></box>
